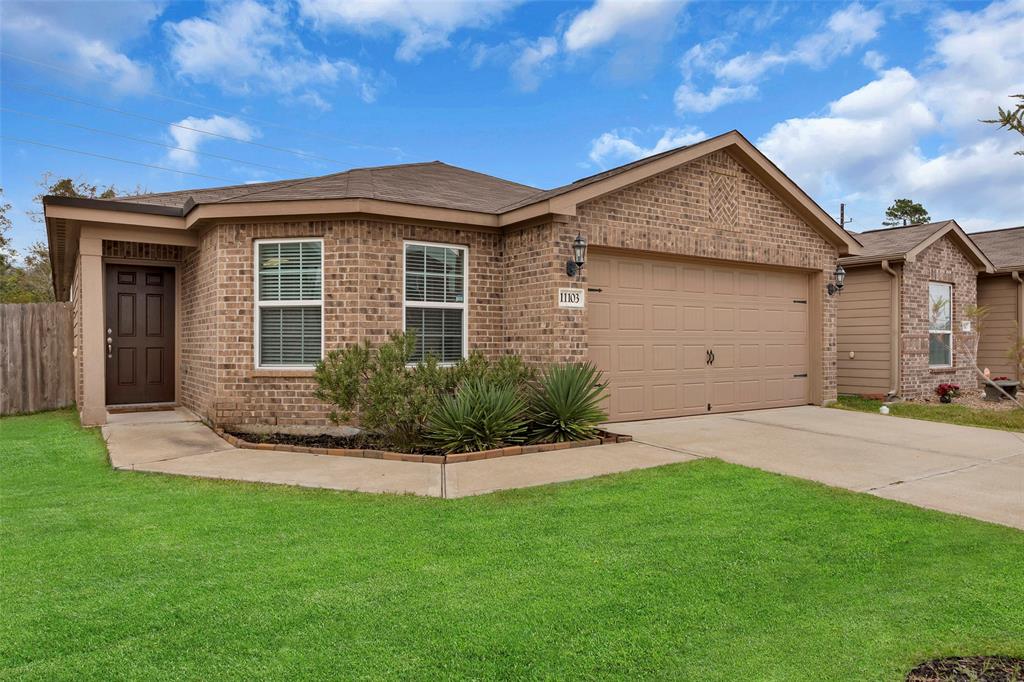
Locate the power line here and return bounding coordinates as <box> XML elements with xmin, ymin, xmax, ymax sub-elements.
<box><xmin>5</xmin><ymin>82</ymin><xmax>345</xmax><ymax>165</ymax></box>
<box><xmin>0</xmin><ymin>135</ymin><xmax>235</xmax><ymax>181</ymax></box>
<box><xmin>0</xmin><ymin>51</ymin><xmax>404</xmax><ymax>156</ymax></box>
<box><xmin>2</xmin><ymin>107</ymin><xmax>300</xmax><ymax>175</ymax></box>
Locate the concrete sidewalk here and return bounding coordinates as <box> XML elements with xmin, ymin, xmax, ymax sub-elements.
<box><xmin>100</xmin><ymin>406</ymin><xmax>1023</xmax><ymax>529</ymax></box>
<box><xmin>612</xmin><ymin>406</ymin><xmax>1024</xmax><ymax>530</ymax></box>
<box><xmin>101</xmin><ymin>409</ymin><xmax>695</xmax><ymax>498</ymax></box>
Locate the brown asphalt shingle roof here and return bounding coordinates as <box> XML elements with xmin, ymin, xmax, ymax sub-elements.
<box><xmin>848</xmin><ymin>221</ymin><xmax>953</xmax><ymax>259</ymax></box>
<box><xmin>970</xmin><ymin>225</ymin><xmax>1024</xmax><ymax>271</ymax></box>
<box><xmin>111</xmin><ymin>161</ymin><xmax>543</xmax><ymax>214</ymax></box>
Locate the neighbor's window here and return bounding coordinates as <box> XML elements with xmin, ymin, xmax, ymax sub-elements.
<box><xmin>403</xmin><ymin>241</ymin><xmax>466</xmax><ymax>363</ymax></box>
<box><xmin>255</xmin><ymin>239</ymin><xmax>323</xmax><ymax>368</ymax></box>
<box><xmin>928</xmin><ymin>281</ymin><xmax>952</xmax><ymax>368</ymax></box>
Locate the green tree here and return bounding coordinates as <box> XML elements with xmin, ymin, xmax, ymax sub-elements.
<box><xmin>882</xmin><ymin>198</ymin><xmax>930</xmax><ymax>227</ymax></box>
<box><xmin>981</xmin><ymin>93</ymin><xmax>1024</xmax><ymax>156</ymax></box>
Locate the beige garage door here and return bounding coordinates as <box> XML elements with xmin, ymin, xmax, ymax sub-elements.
<box><xmin>587</xmin><ymin>252</ymin><xmax>811</xmax><ymax>421</ymax></box>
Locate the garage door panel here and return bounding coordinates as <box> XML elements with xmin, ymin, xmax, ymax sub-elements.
<box><xmin>713</xmin><ymin>307</ymin><xmax>735</xmax><ymax>331</ymax></box>
<box><xmin>652</xmin><ymin>305</ymin><xmax>677</xmax><ymax>330</ymax></box>
<box><xmin>652</xmin><ymin>345</ymin><xmax>677</xmax><ymax>371</ymax></box>
<box><xmin>588</xmin><ymin>252</ymin><xmax>810</xmax><ymax>421</ymax></box>
<box><xmin>617</xmin><ymin>303</ymin><xmax>644</xmax><ymax>330</ymax></box>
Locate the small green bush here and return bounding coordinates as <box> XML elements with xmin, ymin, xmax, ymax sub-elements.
<box><xmin>527</xmin><ymin>362</ymin><xmax>609</xmax><ymax>443</ymax></box>
<box><xmin>314</xmin><ymin>332</ymin><xmax>447</xmax><ymax>452</ymax></box>
<box><xmin>445</xmin><ymin>352</ymin><xmax>536</xmax><ymax>393</ymax></box>
<box><xmin>427</xmin><ymin>378</ymin><xmax>528</xmax><ymax>453</ymax></box>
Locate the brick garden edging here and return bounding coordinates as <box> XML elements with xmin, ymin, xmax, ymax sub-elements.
<box><xmin>215</xmin><ymin>428</ymin><xmax>632</xmax><ymax>464</ymax></box>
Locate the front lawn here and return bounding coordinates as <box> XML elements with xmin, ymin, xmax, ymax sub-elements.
<box><xmin>2</xmin><ymin>410</ymin><xmax>1022</xmax><ymax>680</ymax></box>
<box><xmin>833</xmin><ymin>394</ymin><xmax>1024</xmax><ymax>432</ymax></box>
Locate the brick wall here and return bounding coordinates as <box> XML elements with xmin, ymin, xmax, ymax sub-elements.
<box><xmin>201</xmin><ymin>219</ymin><xmax>505</xmax><ymax>426</ymax></box>
<box><xmin>898</xmin><ymin>235</ymin><xmax>978</xmax><ymax>398</ymax></box>
<box><xmin>179</xmin><ymin>227</ymin><xmax>220</xmax><ymax>419</ymax></box>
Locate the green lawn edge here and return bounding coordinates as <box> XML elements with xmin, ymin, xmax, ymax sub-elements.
<box><xmin>2</xmin><ymin>409</ymin><xmax>1022</xmax><ymax>681</ymax></box>
<box><xmin>832</xmin><ymin>395</ymin><xmax>1024</xmax><ymax>432</ymax></box>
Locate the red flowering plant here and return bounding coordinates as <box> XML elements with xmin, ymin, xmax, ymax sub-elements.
<box><xmin>935</xmin><ymin>383</ymin><xmax>961</xmax><ymax>399</ymax></box>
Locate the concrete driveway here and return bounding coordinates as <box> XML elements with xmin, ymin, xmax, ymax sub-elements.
<box><xmin>613</xmin><ymin>406</ymin><xmax>1024</xmax><ymax>530</ymax></box>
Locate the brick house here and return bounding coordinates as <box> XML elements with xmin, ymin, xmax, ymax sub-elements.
<box><xmin>43</xmin><ymin>131</ymin><xmax>861</xmax><ymax>427</ymax></box>
<box><xmin>836</xmin><ymin>220</ymin><xmax>995</xmax><ymax>399</ymax></box>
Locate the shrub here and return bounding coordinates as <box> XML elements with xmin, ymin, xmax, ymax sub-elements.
<box><xmin>527</xmin><ymin>362</ymin><xmax>609</xmax><ymax>443</ymax></box>
<box><xmin>314</xmin><ymin>332</ymin><xmax>447</xmax><ymax>452</ymax></box>
<box><xmin>935</xmin><ymin>383</ymin><xmax>961</xmax><ymax>399</ymax></box>
<box><xmin>445</xmin><ymin>352</ymin><xmax>536</xmax><ymax>394</ymax></box>
<box><xmin>427</xmin><ymin>378</ymin><xmax>527</xmax><ymax>453</ymax></box>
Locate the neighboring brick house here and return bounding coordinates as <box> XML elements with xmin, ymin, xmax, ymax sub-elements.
<box><xmin>836</xmin><ymin>221</ymin><xmax>994</xmax><ymax>399</ymax></box>
<box><xmin>44</xmin><ymin>131</ymin><xmax>861</xmax><ymax>427</ymax></box>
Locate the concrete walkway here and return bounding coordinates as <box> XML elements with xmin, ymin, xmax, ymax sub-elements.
<box><xmin>101</xmin><ymin>406</ymin><xmax>1023</xmax><ymax>529</ymax></box>
<box><xmin>101</xmin><ymin>409</ymin><xmax>696</xmax><ymax>498</ymax></box>
<box><xmin>613</xmin><ymin>406</ymin><xmax>1024</xmax><ymax>530</ymax></box>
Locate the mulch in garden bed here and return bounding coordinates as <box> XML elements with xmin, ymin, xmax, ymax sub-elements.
<box><xmin>224</xmin><ymin>430</ymin><xmax>443</xmax><ymax>455</ymax></box>
<box><xmin>906</xmin><ymin>656</ymin><xmax>1024</xmax><ymax>681</ymax></box>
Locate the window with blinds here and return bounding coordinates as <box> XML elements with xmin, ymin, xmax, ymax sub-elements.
<box><xmin>404</xmin><ymin>242</ymin><xmax>466</xmax><ymax>363</ymax></box>
<box><xmin>255</xmin><ymin>239</ymin><xmax>323</xmax><ymax>367</ymax></box>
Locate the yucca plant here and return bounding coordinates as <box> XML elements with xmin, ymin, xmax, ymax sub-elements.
<box><xmin>427</xmin><ymin>378</ymin><xmax>528</xmax><ymax>454</ymax></box>
<box><xmin>527</xmin><ymin>362</ymin><xmax>609</xmax><ymax>443</ymax></box>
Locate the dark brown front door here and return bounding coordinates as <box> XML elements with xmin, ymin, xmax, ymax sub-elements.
<box><xmin>105</xmin><ymin>264</ymin><xmax>175</xmax><ymax>405</ymax></box>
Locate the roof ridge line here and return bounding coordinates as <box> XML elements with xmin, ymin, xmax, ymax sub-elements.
<box><xmin>857</xmin><ymin>220</ymin><xmax>951</xmax><ymax>234</ymax></box>
<box><xmin>969</xmin><ymin>224</ymin><xmax>1024</xmax><ymax>235</ymax></box>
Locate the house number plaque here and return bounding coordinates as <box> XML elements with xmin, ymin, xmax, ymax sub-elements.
<box><xmin>557</xmin><ymin>288</ymin><xmax>585</xmax><ymax>308</ymax></box>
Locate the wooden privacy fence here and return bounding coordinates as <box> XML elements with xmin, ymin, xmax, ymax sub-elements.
<box><xmin>1</xmin><ymin>303</ymin><xmax>75</xmax><ymax>416</ymax></box>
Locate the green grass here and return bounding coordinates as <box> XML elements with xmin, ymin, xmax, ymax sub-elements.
<box><xmin>2</xmin><ymin>410</ymin><xmax>1022</xmax><ymax>681</ymax></box>
<box><xmin>833</xmin><ymin>395</ymin><xmax>1024</xmax><ymax>432</ymax></box>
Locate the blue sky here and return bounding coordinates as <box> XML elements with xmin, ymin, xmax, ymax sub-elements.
<box><xmin>2</xmin><ymin>0</ymin><xmax>1022</xmax><ymax>256</ymax></box>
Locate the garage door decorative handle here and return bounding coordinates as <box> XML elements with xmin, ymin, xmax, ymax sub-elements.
<box><xmin>706</xmin><ymin>349</ymin><xmax>715</xmax><ymax>366</ymax></box>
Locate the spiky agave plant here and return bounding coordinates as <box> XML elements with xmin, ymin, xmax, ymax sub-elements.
<box><xmin>527</xmin><ymin>362</ymin><xmax>609</xmax><ymax>443</ymax></box>
<box><xmin>427</xmin><ymin>378</ymin><xmax>528</xmax><ymax>454</ymax></box>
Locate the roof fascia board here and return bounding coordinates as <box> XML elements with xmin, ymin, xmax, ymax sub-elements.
<box><xmin>184</xmin><ymin>198</ymin><xmax>499</xmax><ymax>229</ymax></box>
<box><xmin>79</xmin><ymin>223</ymin><xmax>199</xmax><ymax>248</ymax></box>
<box><xmin>839</xmin><ymin>254</ymin><xmax>907</xmax><ymax>267</ymax></box>
<box><xmin>906</xmin><ymin>221</ymin><xmax>995</xmax><ymax>272</ymax></box>
<box><xmin>45</xmin><ymin>204</ymin><xmax>186</xmax><ymax>230</ymax></box>
<box><xmin>43</xmin><ymin>195</ymin><xmax>184</xmax><ymax>216</ymax></box>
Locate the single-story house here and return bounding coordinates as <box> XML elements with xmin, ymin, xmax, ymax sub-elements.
<box><xmin>836</xmin><ymin>220</ymin><xmax>995</xmax><ymax>399</ymax></box>
<box><xmin>972</xmin><ymin>225</ymin><xmax>1024</xmax><ymax>382</ymax></box>
<box><xmin>43</xmin><ymin>130</ymin><xmax>861</xmax><ymax>428</ymax></box>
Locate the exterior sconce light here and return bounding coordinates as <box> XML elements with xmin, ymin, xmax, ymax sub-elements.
<box><xmin>827</xmin><ymin>264</ymin><xmax>846</xmax><ymax>296</ymax></box>
<box><xmin>566</xmin><ymin>233</ymin><xmax>587</xmax><ymax>278</ymax></box>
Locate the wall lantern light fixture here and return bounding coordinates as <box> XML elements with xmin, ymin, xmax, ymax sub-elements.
<box><xmin>827</xmin><ymin>263</ymin><xmax>846</xmax><ymax>296</ymax></box>
<box><xmin>566</xmin><ymin>233</ymin><xmax>588</xmax><ymax>279</ymax></box>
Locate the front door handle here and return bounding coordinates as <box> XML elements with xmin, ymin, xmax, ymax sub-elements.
<box><xmin>107</xmin><ymin>336</ymin><xmax>113</xmax><ymax>359</ymax></box>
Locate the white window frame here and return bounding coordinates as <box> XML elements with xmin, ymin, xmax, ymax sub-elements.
<box><xmin>402</xmin><ymin>240</ymin><xmax>468</xmax><ymax>366</ymax></box>
<box><xmin>253</xmin><ymin>237</ymin><xmax>325</xmax><ymax>370</ymax></box>
<box><xmin>928</xmin><ymin>281</ymin><xmax>953</xmax><ymax>368</ymax></box>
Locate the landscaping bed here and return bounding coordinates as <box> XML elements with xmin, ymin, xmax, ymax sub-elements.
<box><xmin>220</xmin><ymin>427</ymin><xmax>631</xmax><ymax>463</ymax></box>
<box><xmin>906</xmin><ymin>655</ymin><xmax>1024</xmax><ymax>681</ymax></box>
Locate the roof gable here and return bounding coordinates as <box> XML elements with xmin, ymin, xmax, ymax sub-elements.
<box><xmin>843</xmin><ymin>220</ymin><xmax>993</xmax><ymax>272</ymax></box>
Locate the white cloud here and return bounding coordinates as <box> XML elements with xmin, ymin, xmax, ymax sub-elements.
<box><xmin>298</xmin><ymin>0</ymin><xmax>516</xmax><ymax>62</ymax></box>
<box><xmin>674</xmin><ymin>83</ymin><xmax>757</xmax><ymax>114</ymax></box>
<box><xmin>509</xmin><ymin>37</ymin><xmax>559</xmax><ymax>92</ymax></box>
<box><xmin>716</xmin><ymin>3</ymin><xmax>884</xmax><ymax>83</ymax></box>
<box><xmin>0</xmin><ymin>1</ymin><xmax>161</xmax><ymax>94</ymax></box>
<box><xmin>563</xmin><ymin>0</ymin><xmax>685</xmax><ymax>52</ymax></box>
<box><xmin>758</xmin><ymin>0</ymin><xmax>1024</xmax><ymax>230</ymax></box>
<box><xmin>165</xmin><ymin>115</ymin><xmax>259</xmax><ymax>170</ymax></box>
<box><xmin>675</xmin><ymin>3</ymin><xmax>884</xmax><ymax>114</ymax></box>
<box><xmin>862</xmin><ymin>50</ymin><xmax>887</xmax><ymax>72</ymax></box>
<box><xmin>589</xmin><ymin>126</ymin><xmax>707</xmax><ymax>167</ymax></box>
<box><xmin>166</xmin><ymin>0</ymin><xmax>382</xmax><ymax>104</ymax></box>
